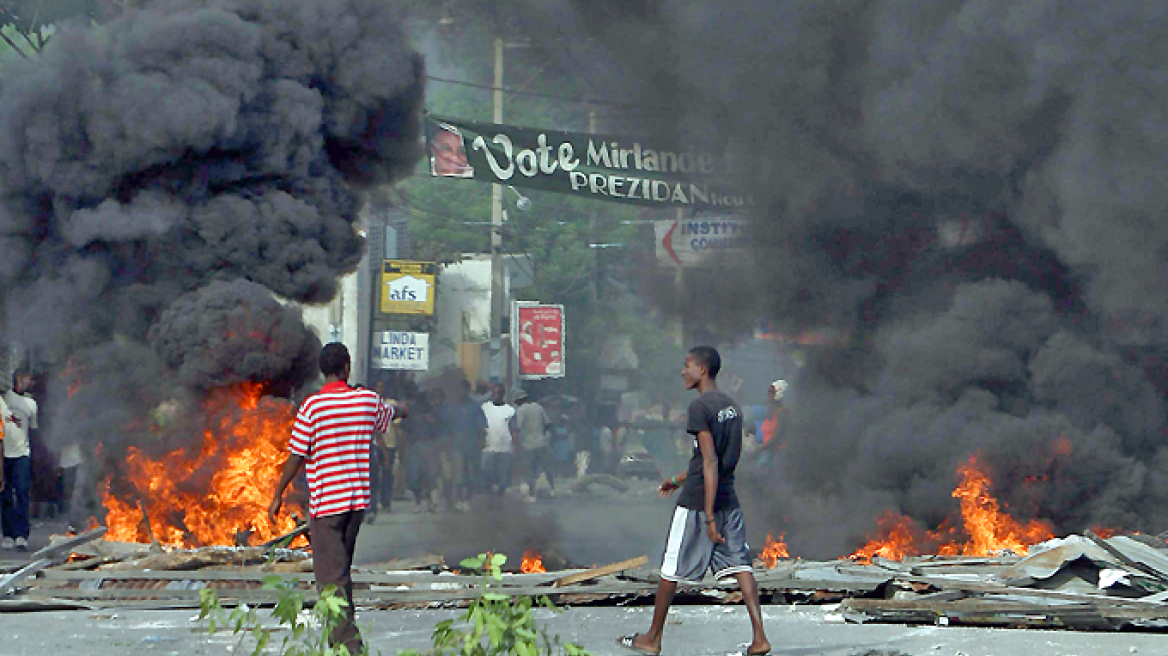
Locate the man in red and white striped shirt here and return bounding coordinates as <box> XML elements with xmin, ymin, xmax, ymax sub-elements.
<box><xmin>270</xmin><ymin>343</ymin><xmax>408</xmax><ymax>655</ymax></box>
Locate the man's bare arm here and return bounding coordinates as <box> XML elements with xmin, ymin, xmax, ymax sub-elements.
<box><xmin>268</xmin><ymin>454</ymin><xmax>306</xmax><ymax>524</ymax></box>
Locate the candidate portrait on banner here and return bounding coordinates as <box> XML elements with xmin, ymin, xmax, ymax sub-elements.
<box><xmin>429</xmin><ymin>122</ymin><xmax>474</xmax><ymax>178</ymax></box>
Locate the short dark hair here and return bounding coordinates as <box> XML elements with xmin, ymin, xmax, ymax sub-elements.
<box><xmin>319</xmin><ymin>342</ymin><xmax>351</xmax><ymax>378</ymax></box>
<box><xmin>688</xmin><ymin>345</ymin><xmax>721</xmax><ymax>379</ymax></box>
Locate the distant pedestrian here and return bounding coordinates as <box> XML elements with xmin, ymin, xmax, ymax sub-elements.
<box><xmin>406</xmin><ymin>389</ymin><xmax>443</xmax><ymax>512</ymax></box>
<box><xmin>618</xmin><ymin>346</ymin><xmax>770</xmax><ymax>656</ymax></box>
<box><xmin>480</xmin><ymin>383</ymin><xmax>517</xmax><ymax>495</ymax></box>
<box><xmin>269</xmin><ymin>343</ymin><xmax>409</xmax><ymax>655</ymax></box>
<box><xmin>2</xmin><ymin>370</ymin><xmax>38</xmax><ymax>551</ymax></box>
<box><xmin>515</xmin><ymin>390</ymin><xmax>554</xmax><ymax>500</ymax></box>
<box><xmin>442</xmin><ymin>380</ymin><xmax>486</xmax><ymax>511</ymax></box>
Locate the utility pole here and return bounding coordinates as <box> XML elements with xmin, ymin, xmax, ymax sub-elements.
<box><xmin>589</xmin><ymin>110</ymin><xmax>599</xmax><ymax>304</ymax></box>
<box><xmin>490</xmin><ymin>37</ymin><xmax>505</xmax><ymax>383</ymax></box>
<box><xmin>674</xmin><ymin>208</ymin><xmax>685</xmax><ymax>347</ymax></box>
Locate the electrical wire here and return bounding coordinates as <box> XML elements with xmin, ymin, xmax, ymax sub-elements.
<box><xmin>426</xmin><ymin>75</ymin><xmax>671</xmax><ymax>112</ymax></box>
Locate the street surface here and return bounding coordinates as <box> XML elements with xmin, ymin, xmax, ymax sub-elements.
<box><xmin>1</xmin><ymin>605</ymin><xmax>1159</xmax><ymax>656</ymax></box>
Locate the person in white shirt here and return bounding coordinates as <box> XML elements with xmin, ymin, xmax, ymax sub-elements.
<box><xmin>2</xmin><ymin>371</ymin><xmax>38</xmax><ymax>550</ymax></box>
<box><xmin>480</xmin><ymin>383</ymin><xmax>517</xmax><ymax>495</ymax></box>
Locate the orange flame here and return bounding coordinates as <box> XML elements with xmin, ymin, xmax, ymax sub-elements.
<box><xmin>851</xmin><ymin>512</ymin><xmax>925</xmax><ymax>563</ymax></box>
<box><xmin>102</xmin><ymin>383</ymin><xmax>302</xmax><ymax>548</ymax></box>
<box><xmin>952</xmin><ymin>455</ymin><xmax>1054</xmax><ymax>556</ymax></box>
<box><xmin>759</xmin><ymin>533</ymin><xmax>790</xmax><ymax>568</ymax></box>
<box><xmin>521</xmin><ymin>550</ymin><xmax>546</xmax><ymax>574</ymax></box>
<box><xmin>850</xmin><ymin>453</ymin><xmax>1056</xmax><ymax>561</ymax></box>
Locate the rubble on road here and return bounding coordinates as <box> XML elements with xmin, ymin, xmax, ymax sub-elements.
<box><xmin>5</xmin><ymin>528</ymin><xmax>1168</xmax><ymax>633</ymax></box>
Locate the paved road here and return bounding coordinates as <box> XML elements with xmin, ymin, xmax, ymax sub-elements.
<box><xmin>353</xmin><ymin>482</ymin><xmax>671</xmax><ymax>568</ymax></box>
<box><xmin>1</xmin><ymin>604</ymin><xmax>1159</xmax><ymax>656</ymax></box>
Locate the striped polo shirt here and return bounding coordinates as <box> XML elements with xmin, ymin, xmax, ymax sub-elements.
<box><xmin>289</xmin><ymin>381</ymin><xmax>394</xmax><ymax>519</ymax></box>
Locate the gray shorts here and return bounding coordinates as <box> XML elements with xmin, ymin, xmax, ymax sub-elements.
<box><xmin>659</xmin><ymin>506</ymin><xmax>753</xmax><ymax>584</ymax></box>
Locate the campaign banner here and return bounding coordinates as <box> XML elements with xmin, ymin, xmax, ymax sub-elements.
<box><xmin>372</xmin><ymin>332</ymin><xmax>430</xmax><ymax>371</ymax></box>
<box><xmin>514</xmin><ymin>303</ymin><xmax>565</xmax><ymax>379</ymax></box>
<box><xmin>426</xmin><ymin>115</ymin><xmax>752</xmax><ymax>211</ymax></box>
<box><xmin>654</xmin><ymin>217</ymin><xmax>748</xmax><ymax>267</ymax></box>
<box><xmin>379</xmin><ymin>260</ymin><xmax>438</xmax><ymax>315</ymax></box>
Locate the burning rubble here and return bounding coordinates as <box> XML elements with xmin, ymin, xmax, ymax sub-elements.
<box><xmin>758</xmin><ymin>533</ymin><xmax>789</xmax><ymax>569</ymax></box>
<box><xmin>849</xmin><ymin>454</ymin><xmax>1056</xmax><ymax>563</ymax></box>
<box><xmin>0</xmin><ymin>0</ymin><xmax>424</xmax><ymax>543</ymax></box>
<box><xmin>101</xmin><ymin>383</ymin><xmax>303</xmax><ymax>548</ymax></box>
<box><xmin>521</xmin><ymin>550</ymin><xmax>548</xmax><ymax>574</ymax></box>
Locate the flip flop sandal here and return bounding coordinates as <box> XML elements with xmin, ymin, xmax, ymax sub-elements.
<box><xmin>746</xmin><ymin>650</ymin><xmax>771</xmax><ymax>656</ymax></box>
<box><xmin>616</xmin><ymin>634</ymin><xmax>660</xmax><ymax>656</ymax></box>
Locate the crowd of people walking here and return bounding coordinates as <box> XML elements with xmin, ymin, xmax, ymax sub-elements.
<box><xmin>363</xmin><ymin>378</ymin><xmax>565</xmax><ymax>520</ymax></box>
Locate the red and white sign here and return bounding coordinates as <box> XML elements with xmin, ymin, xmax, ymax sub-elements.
<box><xmin>515</xmin><ymin>303</ymin><xmax>565</xmax><ymax>379</ymax></box>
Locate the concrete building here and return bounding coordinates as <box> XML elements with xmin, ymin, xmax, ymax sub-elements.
<box><xmin>298</xmin><ymin>204</ymin><xmax>533</xmax><ymax>388</ymax></box>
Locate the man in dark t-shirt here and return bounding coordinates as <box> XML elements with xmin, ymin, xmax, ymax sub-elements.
<box><xmin>618</xmin><ymin>346</ymin><xmax>770</xmax><ymax>656</ymax></box>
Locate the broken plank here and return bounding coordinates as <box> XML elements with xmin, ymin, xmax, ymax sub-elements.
<box><xmin>359</xmin><ymin>554</ymin><xmax>445</xmax><ymax>571</ymax></box>
<box><xmin>27</xmin><ymin>580</ymin><xmax>657</xmax><ymax>604</ymax></box>
<box><xmin>842</xmin><ymin>596</ymin><xmax>1168</xmax><ymax>631</ymax></box>
<box><xmin>553</xmin><ymin>556</ymin><xmax>648</xmax><ymax>587</ymax></box>
<box><xmin>31</xmin><ymin>527</ymin><xmax>108</xmax><ymax>561</ymax></box>
<box><xmin>38</xmin><ymin>569</ymin><xmax>479</xmax><ymax>586</ymax></box>
<box><xmin>48</xmin><ymin>556</ymin><xmax>122</xmax><ymax>572</ymax></box>
<box><xmin>262</xmin><ymin>523</ymin><xmax>309</xmax><ymax>550</ymax></box>
<box><xmin>0</xmin><ymin>558</ymin><xmax>53</xmax><ymax>595</ymax></box>
<box><xmin>0</xmin><ymin>597</ymin><xmax>96</xmax><ymax>612</ymax></box>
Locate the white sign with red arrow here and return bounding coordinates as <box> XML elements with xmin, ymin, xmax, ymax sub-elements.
<box><xmin>654</xmin><ymin>218</ymin><xmax>748</xmax><ymax>267</ymax></box>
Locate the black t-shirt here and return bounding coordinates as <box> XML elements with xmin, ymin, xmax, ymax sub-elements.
<box><xmin>677</xmin><ymin>390</ymin><xmax>742</xmax><ymax>511</ymax></box>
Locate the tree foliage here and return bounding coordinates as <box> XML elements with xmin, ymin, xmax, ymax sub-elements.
<box><xmin>397</xmin><ymin>8</ymin><xmax>682</xmax><ymax>407</ymax></box>
<box><xmin>0</xmin><ymin>0</ymin><xmax>105</xmax><ymax>60</ymax></box>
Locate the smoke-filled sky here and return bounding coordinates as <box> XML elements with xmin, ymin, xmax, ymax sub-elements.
<box><xmin>480</xmin><ymin>0</ymin><xmax>1168</xmax><ymax>555</ymax></box>
<box><xmin>3</xmin><ymin>0</ymin><xmax>1168</xmax><ymax>557</ymax></box>
<box><xmin>0</xmin><ymin>0</ymin><xmax>424</xmax><ymax>456</ymax></box>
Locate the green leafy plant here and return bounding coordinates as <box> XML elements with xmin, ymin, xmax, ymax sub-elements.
<box><xmin>198</xmin><ymin>575</ymin><xmax>356</xmax><ymax>656</ymax></box>
<box><xmin>400</xmin><ymin>553</ymin><xmax>590</xmax><ymax>656</ymax></box>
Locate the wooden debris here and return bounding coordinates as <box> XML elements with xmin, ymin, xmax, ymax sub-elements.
<box><xmin>264</xmin><ymin>558</ymin><xmax>314</xmax><ymax>573</ymax></box>
<box><xmin>50</xmin><ymin>556</ymin><xmax>122</xmax><ymax>572</ymax></box>
<box><xmin>137</xmin><ymin>500</ymin><xmax>163</xmax><ymax>552</ymax></box>
<box><xmin>9</xmin><ymin>530</ymin><xmax>1168</xmax><ymax>630</ymax></box>
<box><xmin>360</xmin><ymin>554</ymin><xmax>444</xmax><ymax>571</ymax></box>
<box><xmin>32</xmin><ymin>527</ymin><xmax>108</xmax><ymax>561</ymax></box>
<box><xmin>841</xmin><ymin>596</ymin><xmax>1168</xmax><ymax>631</ymax></box>
<box><xmin>262</xmin><ymin>522</ymin><xmax>309</xmax><ymax>550</ymax></box>
<box><xmin>553</xmin><ymin>555</ymin><xmax>648</xmax><ymax>587</ymax></box>
<box><xmin>0</xmin><ymin>559</ymin><xmax>53</xmax><ymax>595</ymax></box>
<box><xmin>100</xmin><ymin>547</ymin><xmax>306</xmax><ymax>572</ymax></box>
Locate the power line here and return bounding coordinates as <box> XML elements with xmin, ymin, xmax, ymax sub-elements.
<box><xmin>426</xmin><ymin>75</ymin><xmax>670</xmax><ymax>112</ymax></box>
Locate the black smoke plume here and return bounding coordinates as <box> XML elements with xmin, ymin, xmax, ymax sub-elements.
<box><xmin>480</xmin><ymin>0</ymin><xmax>1168</xmax><ymax>555</ymax></box>
<box><xmin>0</xmin><ymin>0</ymin><xmax>423</xmax><ymax>464</ymax></box>
<box><xmin>148</xmin><ymin>279</ymin><xmax>320</xmax><ymax>393</ymax></box>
